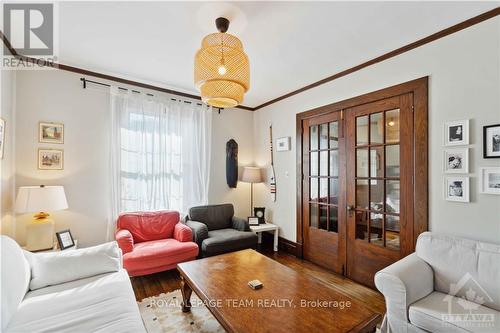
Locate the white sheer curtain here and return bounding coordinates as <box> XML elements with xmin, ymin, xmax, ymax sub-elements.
<box><xmin>109</xmin><ymin>87</ymin><xmax>212</xmax><ymax>222</ymax></box>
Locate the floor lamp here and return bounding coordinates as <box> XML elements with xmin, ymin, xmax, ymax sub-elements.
<box><xmin>241</xmin><ymin>167</ymin><xmax>263</xmax><ymax>216</ymax></box>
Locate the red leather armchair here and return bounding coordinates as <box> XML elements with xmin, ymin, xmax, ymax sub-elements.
<box><xmin>115</xmin><ymin>211</ymin><xmax>198</xmax><ymax>277</ymax></box>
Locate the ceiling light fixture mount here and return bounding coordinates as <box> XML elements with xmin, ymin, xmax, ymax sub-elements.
<box><xmin>194</xmin><ymin>17</ymin><xmax>250</xmax><ymax>109</ymax></box>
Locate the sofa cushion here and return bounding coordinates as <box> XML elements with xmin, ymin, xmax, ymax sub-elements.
<box><xmin>416</xmin><ymin>232</ymin><xmax>500</xmax><ymax>311</ymax></box>
<box><xmin>123</xmin><ymin>238</ymin><xmax>198</xmax><ymax>275</ymax></box>
<box><xmin>1</xmin><ymin>236</ymin><xmax>31</xmax><ymax>332</ymax></box>
<box><xmin>202</xmin><ymin>229</ymin><xmax>257</xmax><ymax>256</ymax></box>
<box><xmin>189</xmin><ymin>204</ymin><xmax>233</xmax><ymax>231</ymax></box>
<box><xmin>25</xmin><ymin>241</ymin><xmax>122</xmax><ymax>291</ymax></box>
<box><xmin>117</xmin><ymin>210</ymin><xmax>180</xmax><ymax>242</ymax></box>
<box><xmin>6</xmin><ymin>270</ymin><xmax>145</xmax><ymax>333</ymax></box>
<box><xmin>409</xmin><ymin>291</ymin><xmax>500</xmax><ymax>333</ymax></box>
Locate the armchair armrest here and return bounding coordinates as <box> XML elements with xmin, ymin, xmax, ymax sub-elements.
<box><xmin>232</xmin><ymin>216</ymin><xmax>250</xmax><ymax>231</ymax></box>
<box><xmin>185</xmin><ymin>220</ymin><xmax>209</xmax><ymax>245</ymax></box>
<box><xmin>374</xmin><ymin>252</ymin><xmax>433</xmax><ymax>331</ymax></box>
<box><xmin>115</xmin><ymin>229</ymin><xmax>134</xmax><ymax>254</ymax></box>
<box><xmin>174</xmin><ymin>223</ymin><xmax>193</xmax><ymax>242</ymax></box>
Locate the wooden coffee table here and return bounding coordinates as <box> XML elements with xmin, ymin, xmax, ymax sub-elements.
<box><xmin>177</xmin><ymin>249</ymin><xmax>380</xmax><ymax>333</ymax></box>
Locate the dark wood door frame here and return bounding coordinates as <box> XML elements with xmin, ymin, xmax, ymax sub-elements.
<box><xmin>296</xmin><ymin>76</ymin><xmax>428</xmax><ymax>258</ymax></box>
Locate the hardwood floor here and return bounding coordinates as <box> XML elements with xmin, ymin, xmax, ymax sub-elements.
<box><xmin>131</xmin><ymin>247</ymin><xmax>386</xmax><ymax>318</ymax></box>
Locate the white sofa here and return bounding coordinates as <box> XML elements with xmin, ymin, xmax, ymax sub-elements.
<box><xmin>375</xmin><ymin>232</ymin><xmax>500</xmax><ymax>333</ymax></box>
<box><xmin>1</xmin><ymin>235</ymin><xmax>146</xmax><ymax>333</ymax></box>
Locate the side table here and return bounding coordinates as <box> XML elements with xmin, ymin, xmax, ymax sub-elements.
<box><xmin>249</xmin><ymin>223</ymin><xmax>279</xmax><ymax>252</ymax></box>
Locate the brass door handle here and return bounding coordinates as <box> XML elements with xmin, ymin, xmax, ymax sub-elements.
<box><xmin>347</xmin><ymin>205</ymin><xmax>355</xmax><ymax>216</ymax></box>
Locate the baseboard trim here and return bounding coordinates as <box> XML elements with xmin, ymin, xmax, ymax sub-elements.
<box><xmin>260</xmin><ymin>232</ymin><xmax>302</xmax><ymax>257</ymax></box>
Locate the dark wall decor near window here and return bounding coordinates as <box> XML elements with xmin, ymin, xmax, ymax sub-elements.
<box><xmin>483</xmin><ymin>124</ymin><xmax>500</xmax><ymax>158</ymax></box>
<box><xmin>226</xmin><ymin>139</ymin><xmax>238</xmax><ymax>188</ymax></box>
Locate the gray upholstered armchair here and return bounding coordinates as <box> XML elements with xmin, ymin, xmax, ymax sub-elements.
<box><xmin>185</xmin><ymin>204</ymin><xmax>258</xmax><ymax>257</ymax></box>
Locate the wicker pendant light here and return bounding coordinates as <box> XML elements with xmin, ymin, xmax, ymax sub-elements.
<box><xmin>194</xmin><ymin>17</ymin><xmax>250</xmax><ymax>108</ymax></box>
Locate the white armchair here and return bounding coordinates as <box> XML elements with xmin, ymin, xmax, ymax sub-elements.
<box><xmin>375</xmin><ymin>232</ymin><xmax>500</xmax><ymax>333</ymax></box>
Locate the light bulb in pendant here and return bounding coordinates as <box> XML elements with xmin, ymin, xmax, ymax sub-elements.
<box><xmin>218</xmin><ymin>64</ymin><xmax>227</xmax><ymax>75</ymax></box>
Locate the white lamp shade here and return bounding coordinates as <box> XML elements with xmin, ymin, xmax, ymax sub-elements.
<box><xmin>241</xmin><ymin>167</ymin><xmax>262</xmax><ymax>183</ymax></box>
<box><xmin>15</xmin><ymin>186</ymin><xmax>68</xmax><ymax>213</ymax></box>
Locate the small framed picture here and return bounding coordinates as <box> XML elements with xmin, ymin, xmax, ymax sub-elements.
<box><xmin>248</xmin><ymin>217</ymin><xmax>259</xmax><ymax>226</ymax></box>
<box><xmin>444</xmin><ymin>148</ymin><xmax>468</xmax><ymax>173</ymax></box>
<box><xmin>39</xmin><ymin>122</ymin><xmax>64</xmax><ymax>144</ymax></box>
<box><xmin>480</xmin><ymin>167</ymin><xmax>500</xmax><ymax>195</ymax></box>
<box><xmin>38</xmin><ymin>148</ymin><xmax>64</xmax><ymax>170</ymax></box>
<box><xmin>254</xmin><ymin>207</ymin><xmax>266</xmax><ymax>224</ymax></box>
<box><xmin>276</xmin><ymin>137</ymin><xmax>291</xmax><ymax>151</ymax></box>
<box><xmin>483</xmin><ymin>124</ymin><xmax>500</xmax><ymax>158</ymax></box>
<box><xmin>444</xmin><ymin>120</ymin><xmax>469</xmax><ymax>146</ymax></box>
<box><xmin>56</xmin><ymin>229</ymin><xmax>75</xmax><ymax>250</ymax></box>
<box><xmin>0</xmin><ymin>118</ymin><xmax>5</xmax><ymax>159</ymax></box>
<box><xmin>445</xmin><ymin>176</ymin><xmax>469</xmax><ymax>202</ymax></box>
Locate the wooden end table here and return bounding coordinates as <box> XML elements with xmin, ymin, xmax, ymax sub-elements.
<box><xmin>250</xmin><ymin>223</ymin><xmax>279</xmax><ymax>251</ymax></box>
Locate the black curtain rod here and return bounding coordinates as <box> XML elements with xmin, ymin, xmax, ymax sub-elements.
<box><xmin>80</xmin><ymin>77</ymin><xmax>215</xmax><ymax>108</ymax></box>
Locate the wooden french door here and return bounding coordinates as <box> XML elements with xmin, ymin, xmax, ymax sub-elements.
<box><xmin>302</xmin><ymin>111</ymin><xmax>345</xmax><ymax>273</ymax></box>
<box><xmin>345</xmin><ymin>93</ymin><xmax>414</xmax><ymax>288</ymax></box>
<box><xmin>298</xmin><ymin>78</ymin><xmax>427</xmax><ymax>288</ymax></box>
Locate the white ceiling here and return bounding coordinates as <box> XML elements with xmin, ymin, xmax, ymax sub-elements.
<box><xmin>57</xmin><ymin>1</ymin><xmax>498</xmax><ymax>107</ymax></box>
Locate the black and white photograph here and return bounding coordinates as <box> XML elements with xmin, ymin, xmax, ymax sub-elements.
<box><xmin>444</xmin><ymin>148</ymin><xmax>468</xmax><ymax>173</ymax></box>
<box><xmin>445</xmin><ymin>176</ymin><xmax>469</xmax><ymax>202</ymax></box>
<box><xmin>480</xmin><ymin>168</ymin><xmax>500</xmax><ymax>195</ymax></box>
<box><xmin>444</xmin><ymin>119</ymin><xmax>469</xmax><ymax>146</ymax></box>
<box><xmin>483</xmin><ymin>124</ymin><xmax>500</xmax><ymax>158</ymax></box>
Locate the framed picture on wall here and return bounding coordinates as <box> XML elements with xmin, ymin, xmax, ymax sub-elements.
<box><xmin>445</xmin><ymin>176</ymin><xmax>469</xmax><ymax>203</ymax></box>
<box><xmin>444</xmin><ymin>120</ymin><xmax>469</xmax><ymax>146</ymax></box>
<box><xmin>483</xmin><ymin>124</ymin><xmax>500</xmax><ymax>158</ymax></box>
<box><xmin>38</xmin><ymin>148</ymin><xmax>64</xmax><ymax>170</ymax></box>
<box><xmin>39</xmin><ymin>122</ymin><xmax>64</xmax><ymax>144</ymax></box>
<box><xmin>444</xmin><ymin>148</ymin><xmax>468</xmax><ymax>173</ymax></box>
<box><xmin>480</xmin><ymin>167</ymin><xmax>500</xmax><ymax>195</ymax></box>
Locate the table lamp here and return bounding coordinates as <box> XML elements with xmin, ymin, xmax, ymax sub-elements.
<box><xmin>15</xmin><ymin>185</ymin><xmax>68</xmax><ymax>251</ymax></box>
<box><xmin>241</xmin><ymin>167</ymin><xmax>262</xmax><ymax>216</ymax></box>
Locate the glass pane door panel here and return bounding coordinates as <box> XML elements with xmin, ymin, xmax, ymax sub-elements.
<box><xmin>329</xmin><ymin>122</ymin><xmax>339</xmax><ymax>149</ymax></box>
<box><xmin>386</xmin><ymin>215</ymin><xmax>400</xmax><ymax>232</ymax></box>
<box><xmin>310</xmin><ymin>125</ymin><xmax>318</xmax><ymax>150</ymax></box>
<box><xmin>370</xmin><ymin>180</ymin><xmax>384</xmax><ymax>211</ymax></box>
<box><xmin>385</xmin><ymin>109</ymin><xmax>400</xmax><ymax>144</ymax></box>
<box><xmin>386</xmin><ymin>214</ymin><xmax>400</xmax><ymax>250</ymax></box>
<box><xmin>355</xmin><ymin>210</ymin><xmax>368</xmax><ymax>240</ymax></box>
<box><xmin>386</xmin><ymin>180</ymin><xmax>400</xmax><ymax>214</ymax></box>
<box><xmin>356</xmin><ymin>179</ymin><xmax>369</xmax><ymax>209</ymax></box>
<box><xmin>356</xmin><ymin>148</ymin><xmax>369</xmax><ymax>177</ymax></box>
<box><xmin>330</xmin><ymin>150</ymin><xmax>339</xmax><ymax>177</ymax></box>
<box><xmin>319</xmin><ymin>178</ymin><xmax>328</xmax><ymax>203</ymax></box>
<box><xmin>370</xmin><ymin>147</ymin><xmax>384</xmax><ymax>178</ymax></box>
<box><xmin>370</xmin><ymin>112</ymin><xmax>383</xmax><ymax>144</ymax></box>
<box><xmin>370</xmin><ymin>212</ymin><xmax>384</xmax><ymax>247</ymax></box>
<box><xmin>319</xmin><ymin>205</ymin><xmax>328</xmax><ymax>230</ymax></box>
<box><xmin>329</xmin><ymin>207</ymin><xmax>338</xmax><ymax>232</ymax></box>
<box><xmin>386</xmin><ymin>145</ymin><xmax>400</xmax><ymax>177</ymax></box>
<box><xmin>320</xmin><ymin>151</ymin><xmax>328</xmax><ymax>176</ymax></box>
<box><xmin>329</xmin><ymin>178</ymin><xmax>339</xmax><ymax>204</ymax></box>
<box><xmin>310</xmin><ymin>204</ymin><xmax>318</xmax><ymax>228</ymax></box>
<box><xmin>319</xmin><ymin>123</ymin><xmax>329</xmax><ymax>150</ymax></box>
<box><xmin>310</xmin><ymin>177</ymin><xmax>318</xmax><ymax>201</ymax></box>
<box><xmin>356</xmin><ymin>116</ymin><xmax>369</xmax><ymax>145</ymax></box>
<box><xmin>310</xmin><ymin>152</ymin><xmax>318</xmax><ymax>176</ymax></box>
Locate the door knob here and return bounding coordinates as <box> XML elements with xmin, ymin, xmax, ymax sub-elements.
<box><xmin>347</xmin><ymin>205</ymin><xmax>355</xmax><ymax>216</ymax></box>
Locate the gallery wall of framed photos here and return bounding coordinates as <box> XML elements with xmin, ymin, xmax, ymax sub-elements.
<box><xmin>444</xmin><ymin>120</ymin><xmax>500</xmax><ymax>203</ymax></box>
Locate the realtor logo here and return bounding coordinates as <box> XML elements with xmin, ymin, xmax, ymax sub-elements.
<box><xmin>3</xmin><ymin>3</ymin><xmax>53</xmax><ymax>56</ymax></box>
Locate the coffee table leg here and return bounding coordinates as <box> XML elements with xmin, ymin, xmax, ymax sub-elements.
<box><xmin>180</xmin><ymin>276</ymin><xmax>192</xmax><ymax>312</ymax></box>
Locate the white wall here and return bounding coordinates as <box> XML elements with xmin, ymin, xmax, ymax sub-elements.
<box><xmin>13</xmin><ymin>69</ymin><xmax>254</xmax><ymax>246</ymax></box>
<box><xmin>253</xmin><ymin>17</ymin><xmax>500</xmax><ymax>244</ymax></box>
<box><xmin>0</xmin><ymin>70</ymin><xmax>16</xmax><ymax>238</ymax></box>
